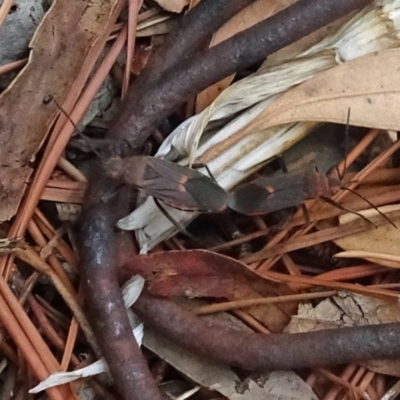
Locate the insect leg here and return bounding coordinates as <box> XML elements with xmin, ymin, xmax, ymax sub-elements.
<box><xmin>301</xmin><ymin>203</ymin><xmax>311</xmax><ymax>226</ymax></box>
<box><xmin>338</xmin><ymin>107</ymin><xmax>352</xmax><ymax>180</ymax></box>
<box><xmin>191</xmin><ymin>163</ymin><xmax>218</xmax><ymax>182</ymax></box>
<box><xmin>51</xmin><ymin>97</ymin><xmax>112</xmax><ymax>158</ymax></box>
<box><xmin>153</xmin><ymin>198</ymin><xmax>205</xmax><ymax>246</ymax></box>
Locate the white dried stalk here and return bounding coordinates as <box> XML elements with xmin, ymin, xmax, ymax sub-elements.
<box><xmin>118</xmin><ymin>0</ymin><xmax>400</xmax><ymax>250</ymax></box>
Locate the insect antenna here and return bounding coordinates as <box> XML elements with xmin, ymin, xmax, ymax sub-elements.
<box><xmin>153</xmin><ymin>198</ymin><xmax>206</xmax><ymax>246</ymax></box>
<box><xmin>337</xmin><ymin>186</ymin><xmax>397</xmax><ymax>228</ymax></box>
<box><xmin>320</xmin><ymin>195</ymin><xmax>377</xmax><ymax>227</ymax></box>
<box><xmin>50</xmin><ymin>96</ymin><xmax>105</xmax><ymax>159</ymax></box>
<box><xmin>336</xmin><ymin>108</ymin><xmax>352</xmax><ymax>180</ymax></box>
<box><xmin>334</xmin><ymin>108</ymin><xmax>396</xmax><ymax>228</ymax></box>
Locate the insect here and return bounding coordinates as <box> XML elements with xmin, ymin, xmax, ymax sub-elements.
<box><xmin>228</xmin><ymin>166</ymin><xmax>395</xmax><ymax>228</ymax></box>
<box><xmin>105</xmin><ymin>156</ymin><xmax>230</xmax><ymax>212</ymax></box>
<box><xmin>227</xmin><ymin>167</ymin><xmax>338</xmax><ymax>215</ymax></box>
<box><xmin>106</xmin><ymin>155</ymin><xmax>394</xmax><ymax>228</ymax></box>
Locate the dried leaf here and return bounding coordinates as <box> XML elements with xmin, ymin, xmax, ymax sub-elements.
<box><xmin>334</xmin><ymin>205</ymin><xmax>400</xmax><ymax>268</ymax></box>
<box><xmin>286</xmin><ymin>290</ymin><xmax>400</xmax><ymax>377</ymax></box>
<box><xmin>0</xmin><ymin>0</ymin><xmax>122</xmax><ymax>221</ymax></box>
<box><xmin>196</xmin><ymin>0</ymin><xmax>296</xmax><ymax>113</ymax></box>
<box><xmin>153</xmin><ymin>0</ymin><xmax>188</xmax><ymax>13</ymax></box>
<box><xmin>122</xmin><ymin>249</ymin><xmax>296</xmax><ymax>332</ymax></box>
<box><xmin>245</xmin><ymin>48</ymin><xmax>400</xmax><ymax>133</ymax></box>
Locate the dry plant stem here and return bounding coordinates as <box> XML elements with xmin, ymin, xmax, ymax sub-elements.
<box><xmin>335</xmin><ymin>251</ymin><xmax>400</xmax><ymax>265</ymax></box>
<box><xmin>122</xmin><ymin>0</ymin><xmax>141</xmax><ymax>97</ymax></box>
<box><xmin>11</xmin><ymin>245</ymin><xmax>100</xmax><ymax>357</ymax></box>
<box><xmin>27</xmin><ymin>295</ymin><xmax>80</xmax><ymax>365</ymax></box>
<box><xmin>316</xmin><ymin>368</ymin><xmax>360</xmax><ymax>396</ymax></box>
<box><xmin>0</xmin><ymin>58</ymin><xmax>27</xmax><ymax>76</ymax></box>
<box><xmin>244</xmin><ymin>211</ymin><xmax>400</xmax><ymax>261</ymax></box>
<box><xmin>80</xmin><ymin>0</ymin><xmax>373</xmax><ymax>398</ymax></box>
<box><xmin>318</xmin><ymin>264</ymin><xmax>386</xmax><ymax>282</ymax></box>
<box><xmin>0</xmin><ymin>0</ymin><xmax>15</xmax><ymax>28</ymax></box>
<box><xmin>134</xmin><ymin>291</ymin><xmax>400</xmax><ymax>372</ymax></box>
<box><xmin>194</xmin><ymin>290</ymin><xmax>337</xmax><ymax>315</ymax></box>
<box><xmin>323</xmin><ymin>364</ymin><xmax>358</xmax><ymax>400</ymax></box>
<box><xmin>0</xmin><ymin>279</ymin><xmax>73</xmax><ymax>400</ymax></box>
<box><xmin>261</xmin><ymin>270</ymin><xmax>396</xmax><ymax>299</ymax></box>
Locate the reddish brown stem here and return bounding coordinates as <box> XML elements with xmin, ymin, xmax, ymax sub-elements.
<box><xmin>134</xmin><ymin>291</ymin><xmax>400</xmax><ymax>371</ymax></box>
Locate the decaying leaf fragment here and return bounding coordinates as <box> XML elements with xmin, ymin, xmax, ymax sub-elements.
<box><xmin>121</xmin><ymin>249</ymin><xmax>297</xmax><ymax>332</ymax></box>
<box><xmin>0</xmin><ymin>0</ymin><xmax>122</xmax><ymax>221</ymax></box>
<box><xmin>333</xmin><ymin>205</ymin><xmax>400</xmax><ymax>268</ymax></box>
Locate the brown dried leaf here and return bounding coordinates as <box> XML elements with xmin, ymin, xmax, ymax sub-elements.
<box><xmin>195</xmin><ymin>0</ymin><xmax>296</xmax><ymax>113</ymax></box>
<box><xmin>153</xmin><ymin>0</ymin><xmax>188</xmax><ymax>13</ymax></box>
<box><xmin>334</xmin><ymin>205</ymin><xmax>400</xmax><ymax>268</ymax></box>
<box><xmin>244</xmin><ymin>48</ymin><xmax>400</xmax><ymax>133</ymax></box>
<box><xmin>122</xmin><ymin>249</ymin><xmax>296</xmax><ymax>331</ymax></box>
<box><xmin>0</xmin><ymin>0</ymin><xmax>122</xmax><ymax>221</ymax></box>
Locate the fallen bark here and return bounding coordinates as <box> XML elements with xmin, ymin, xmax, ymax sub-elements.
<box><xmin>79</xmin><ymin>0</ymin><xmax>374</xmax><ymax>398</ymax></box>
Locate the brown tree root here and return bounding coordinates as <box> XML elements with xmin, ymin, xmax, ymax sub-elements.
<box><xmin>134</xmin><ymin>291</ymin><xmax>400</xmax><ymax>371</ymax></box>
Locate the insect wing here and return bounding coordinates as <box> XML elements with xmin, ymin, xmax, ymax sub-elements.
<box><xmin>140</xmin><ymin>157</ymin><xmax>229</xmax><ymax>212</ymax></box>
<box><xmin>229</xmin><ymin>172</ymin><xmax>310</xmax><ymax>215</ymax></box>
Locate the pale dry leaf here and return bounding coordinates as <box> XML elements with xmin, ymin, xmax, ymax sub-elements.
<box><xmin>0</xmin><ymin>0</ymin><xmax>122</xmax><ymax>221</ymax></box>
<box><xmin>196</xmin><ymin>0</ymin><xmax>297</xmax><ymax>113</ymax></box>
<box><xmin>245</xmin><ymin>47</ymin><xmax>400</xmax><ymax>133</ymax></box>
<box><xmin>334</xmin><ymin>205</ymin><xmax>400</xmax><ymax>268</ymax></box>
<box><xmin>286</xmin><ymin>290</ymin><xmax>400</xmax><ymax>377</ymax></box>
<box><xmin>153</xmin><ymin>0</ymin><xmax>188</xmax><ymax>13</ymax></box>
<box><xmin>136</xmin><ymin>15</ymin><xmax>177</xmax><ymax>37</ymax></box>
